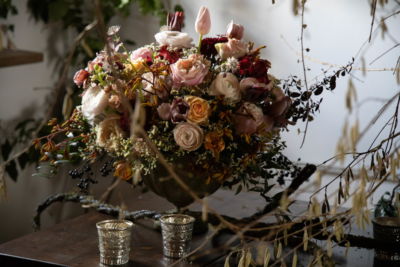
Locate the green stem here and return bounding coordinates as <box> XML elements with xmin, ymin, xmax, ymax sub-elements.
<box><xmin>198</xmin><ymin>34</ymin><xmax>203</xmax><ymax>53</ymax></box>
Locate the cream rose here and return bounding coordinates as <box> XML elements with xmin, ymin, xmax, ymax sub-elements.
<box><xmin>209</xmin><ymin>72</ymin><xmax>240</xmax><ymax>103</ymax></box>
<box><xmin>173</xmin><ymin>122</ymin><xmax>204</xmax><ymax>151</ymax></box>
<box><xmin>185</xmin><ymin>96</ymin><xmax>210</xmax><ymax>124</ymax></box>
<box><xmin>81</xmin><ymin>85</ymin><xmax>109</xmax><ymax>123</ymax></box>
<box><xmin>96</xmin><ymin>115</ymin><xmax>126</xmax><ymax>152</ymax></box>
<box><xmin>154</xmin><ymin>30</ymin><xmax>193</xmax><ymax>49</ymax></box>
<box><xmin>215</xmin><ymin>38</ymin><xmax>247</xmax><ymax>60</ymax></box>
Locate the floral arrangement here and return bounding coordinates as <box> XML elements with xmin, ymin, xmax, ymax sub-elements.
<box><xmin>35</xmin><ymin>6</ymin><xmax>343</xmax><ymax>202</ymax></box>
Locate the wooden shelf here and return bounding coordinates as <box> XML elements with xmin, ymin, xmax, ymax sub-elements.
<box><xmin>0</xmin><ymin>49</ymin><xmax>43</xmax><ymax>68</ymax></box>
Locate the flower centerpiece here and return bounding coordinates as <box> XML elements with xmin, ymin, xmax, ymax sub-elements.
<box><xmin>36</xmin><ymin>7</ymin><xmax>329</xmax><ymax>207</ymax></box>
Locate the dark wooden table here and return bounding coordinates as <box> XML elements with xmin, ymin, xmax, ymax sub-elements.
<box><xmin>0</xmin><ymin>190</ymin><xmax>268</xmax><ymax>267</ymax></box>
<box><xmin>0</xmin><ymin>190</ymin><xmax>384</xmax><ymax>267</ymax></box>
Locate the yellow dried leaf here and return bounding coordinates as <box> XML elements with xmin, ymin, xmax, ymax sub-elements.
<box><xmin>291</xmin><ymin>251</ymin><xmax>297</xmax><ymax>267</ymax></box>
<box><xmin>276</xmin><ymin>242</ymin><xmax>282</xmax><ymax>259</ymax></box>
<box><xmin>238</xmin><ymin>250</ymin><xmax>252</xmax><ymax>267</ymax></box>
<box><xmin>303</xmin><ymin>229</ymin><xmax>308</xmax><ymax>251</ymax></box>
<box><xmin>264</xmin><ymin>247</ymin><xmax>271</xmax><ymax>267</ymax></box>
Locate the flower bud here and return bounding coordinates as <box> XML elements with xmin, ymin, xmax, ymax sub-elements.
<box><xmin>195</xmin><ymin>6</ymin><xmax>211</xmax><ymax>35</ymax></box>
<box><xmin>167</xmin><ymin>11</ymin><xmax>184</xmax><ymax>31</ymax></box>
<box><xmin>226</xmin><ymin>20</ymin><xmax>244</xmax><ymax>40</ymax></box>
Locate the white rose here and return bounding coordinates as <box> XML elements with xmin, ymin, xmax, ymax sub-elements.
<box><xmin>209</xmin><ymin>73</ymin><xmax>241</xmax><ymax>103</ymax></box>
<box><xmin>154</xmin><ymin>31</ymin><xmax>193</xmax><ymax>49</ymax></box>
<box><xmin>81</xmin><ymin>85</ymin><xmax>109</xmax><ymax>122</ymax></box>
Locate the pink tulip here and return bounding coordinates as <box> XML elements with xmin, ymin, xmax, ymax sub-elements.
<box><xmin>195</xmin><ymin>6</ymin><xmax>211</xmax><ymax>35</ymax></box>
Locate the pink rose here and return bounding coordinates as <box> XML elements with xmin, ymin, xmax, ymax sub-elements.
<box><xmin>170</xmin><ymin>54</ymin><xmax>210</xmax><ymax>86</ymax></box>
<box><xmin>130</xmin><ymin>47</ymin><xmax>152</xmax><ymax>62</ymax></box>
<box><xmin>215</xmin><ymin>38</ymin><xmax>247</xmax><ymax>60</ymax></box>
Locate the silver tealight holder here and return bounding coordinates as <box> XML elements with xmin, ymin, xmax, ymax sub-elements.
<box><xmin>96</xmin><ymin>219</ymin><xmax>134</xmax><ymax>265</ymax></box>
<box><xmin>159</xmin><ymin>214</ymin><xmax>195</xmax><ymax>258</ymax></box>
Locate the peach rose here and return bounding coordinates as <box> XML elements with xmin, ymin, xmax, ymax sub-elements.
<box><xmin>170</xmin><ymin>54</ymin><xmax>210</xmax><ymax>86</ymax></box>
<box><xmin>173</xmin><ymin>122</ymin><xmax>204</xmax><ymax>151</ymax></box>
<box><xmin>185</xmin><ymin>96</ymin><xmax>210</xmax><ymax>124</ymax></box>
<box><xmin>215</xmin><ymin>38</ymin><xmax>247</xmax><ymax>60</ymax></box>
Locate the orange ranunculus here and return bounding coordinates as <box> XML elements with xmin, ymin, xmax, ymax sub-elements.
<box><xmin>113</xmin><ymin>161</ymin><xmax>133</xmax><ymax>180</ymax></box>
<box><xmin>204</xmin><ymin>131</ymin><xmax>225</xmax><ymax>160</ymax></box>
<box><xmin>185</xmin><ymin>96</ymin><xmax>210</xmax><ymax>124</ymax></box>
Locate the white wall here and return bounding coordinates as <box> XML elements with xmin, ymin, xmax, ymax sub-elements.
<box><xmin>0</xmin><ymin>0</ymin><xmax>398</xmax><ymax>242</ymax></box>
<box><xmin>169</xmin><ymin>0</ymin><xmax>399</xmax><ymax>206</ymax></box>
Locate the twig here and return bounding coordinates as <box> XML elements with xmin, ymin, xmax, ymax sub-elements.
<box><xmin>368</xmin><ymin>0</ymin><xmax>378</xmax><ymax>43</ymax></box>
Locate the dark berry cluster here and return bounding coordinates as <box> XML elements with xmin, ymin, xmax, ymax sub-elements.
<box><xmin>68</xmin><ymin>164</ymin><xmax>97</xmax><ymax>194</ymax></box>
<box><xmin>100</xmin><ymin>160</ymin><xmax>114</xmax><ymax>177</ymax></box>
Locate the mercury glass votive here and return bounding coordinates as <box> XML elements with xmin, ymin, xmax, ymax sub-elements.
<box><xmin>160</xmin><ymin>214</ymin><xmax>195</xmax><ymax>258</ymax></box>
<box><xmin>96</xmin><ymin>219</ymin><xmax>134</xmax><ymax>265</ymax></box>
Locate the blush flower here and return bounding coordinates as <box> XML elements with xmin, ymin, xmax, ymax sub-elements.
<box><xmin>240</xmin><ymin>77</ymin><xmax>273</xmax><ymax>102</ymax></box>
<box><xmin>130</xmin><ymin>47</ymin><xmax>152</xmax><ymax>63</ymax></box>
<box><xmin>170</xmin><ymin>54</ymin><xmax>210</xmax><ymax>86</ymax></box>
<box><xmin>185</xmin><ymin>96</ymin><xmax>210</xmax><ymax>124</ymax></box>
<box><xmin>233</xmin><ymin>102</ymin><xmax>273</xmax><ymax>135</ymax></box>
<box><xmin>226</xmin><ymin>21</ymin><xmax>244</xmax><ymax>40</ymax></box>
<box><xmin>209</xmin><ymin>73</ymin><xmax>241</xmax><ymax>103</ymax></box>
<box><xmin>215</xmin><ymin>38</ymin><xmax>247</xmax><ymax>60</ymax></box>
<box><xmin>155</xmin><ymin>31</ymin><xmax>193</xmax><ymax>49</ymax></box>
<box><xmin>173</xmin><ymin>122</ymin><xmax>204</xmax><ymax>151</ymax></box>
<box><xmin>157</xmin><ymin>103</ymin><xmax>172</xmax><ymax>120</ymax></box>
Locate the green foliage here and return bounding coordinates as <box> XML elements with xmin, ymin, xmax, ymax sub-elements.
<box><xmin>0</xmin><ymin>0</ymin><xmax>18</xmax><ymax>19</ymax></box>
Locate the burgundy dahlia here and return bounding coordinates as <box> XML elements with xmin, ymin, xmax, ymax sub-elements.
<box><xmin>200</xmin><ymin>37</ymin><xmax>228</xmax><ymax>58</ymax></box>
<box><xmin>238</xmin><ymin>56</ymin><xmax>271</xmax><ymax>83</ymax></box>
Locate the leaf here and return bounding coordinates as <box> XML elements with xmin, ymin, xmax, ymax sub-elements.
<box><xmin>235</xmin><ymin>184</ymin><xmax>243</xmax><ymax>195</ymax></box>
<box><xmin>224</xmin><ymin>251</ymin><xmax>233</xmax><ymax>267</ymax></box>
<box><xmin>5</xmin><ymin>160</ymin><xmax>18</xmax><ymax>182</ymax></box>
<box><xmin>48</xmin><ymin>0</ymin><xmax>68</xmax><ymax>21</ymax></box>
<box><xmin>0</xmin><ymin>164</ymin><xmax>6</xmax><ymax>199</ymax></box>
<box><xmin>1</xmin><ymin>139</ymin><xmax>12</xmax><ymax>161</ymax></box>
<box><xmin>17</xmin><ymin>152</ymin><xmax>30</xmax><ymax>169</ymax></box>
